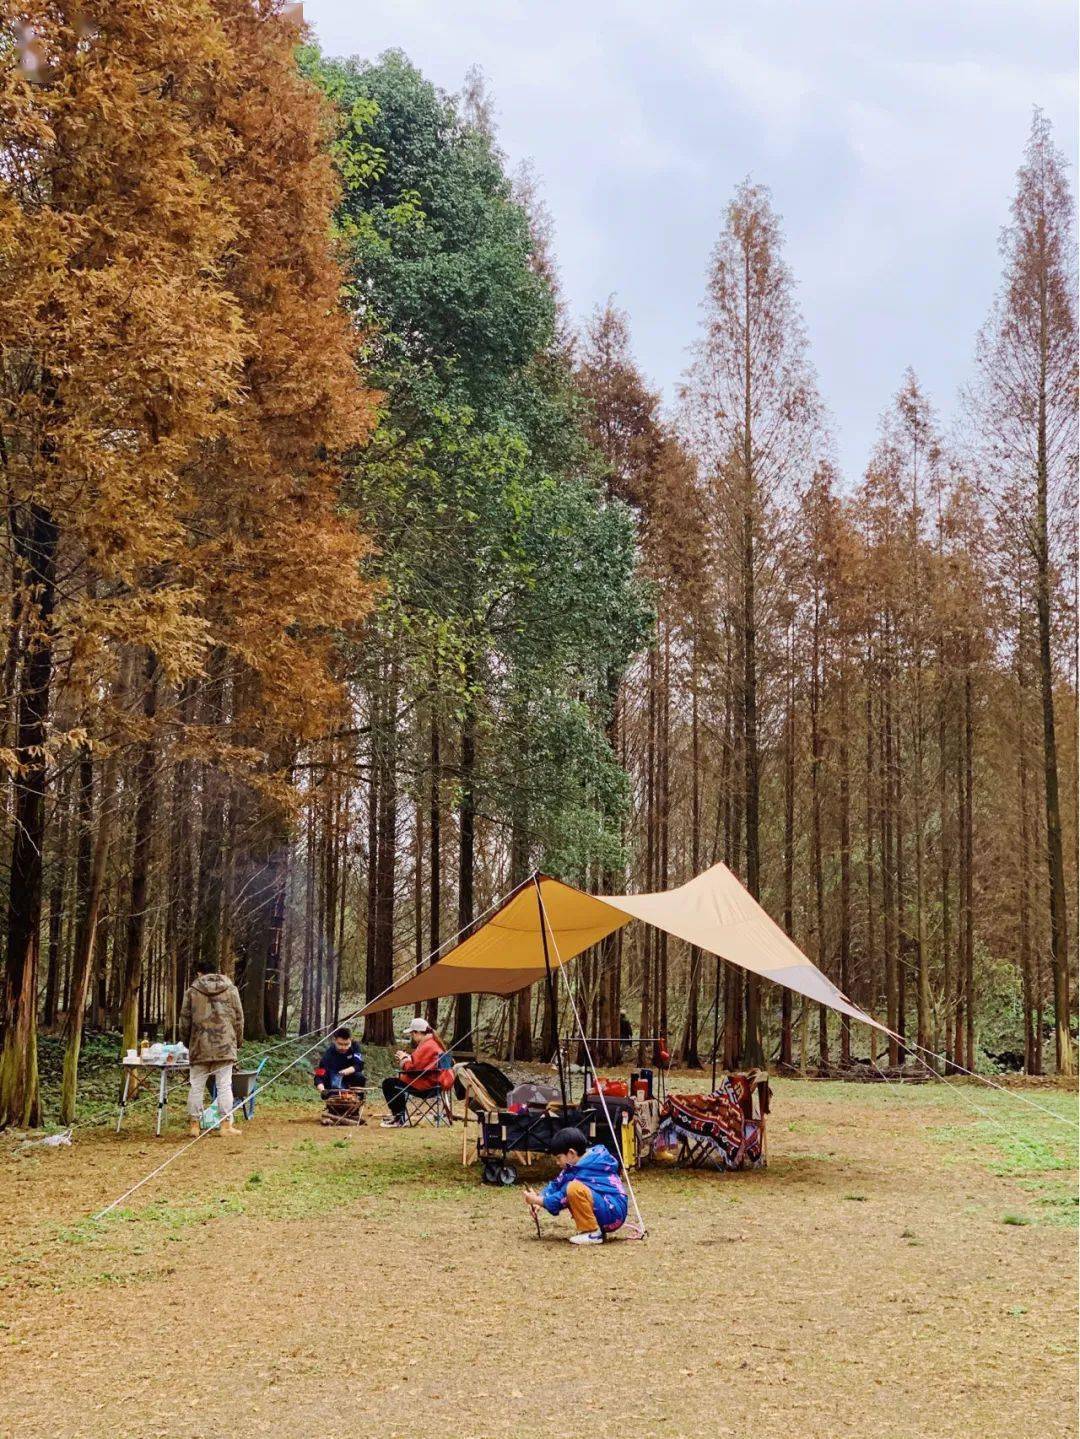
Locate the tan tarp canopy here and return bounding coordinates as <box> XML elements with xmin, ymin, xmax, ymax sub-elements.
<box><xmin>360</xmin><ymin>862</ymin><xmax>885</xmax><ymax>1033</ymax></box>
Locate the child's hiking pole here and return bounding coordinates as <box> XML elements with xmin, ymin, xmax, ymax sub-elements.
<box><xmin>532</xmin><ymin>1207</ymin><xmax>542</xmax><ymax>1239</ymax></box>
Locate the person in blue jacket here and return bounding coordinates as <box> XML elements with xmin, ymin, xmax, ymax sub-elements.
<box><xmin>314</xmin><ymin>1027</ymin><xmax>365</xmax><ymax>1097</ymax></box>
<box><xmin>523</xmin><ymin>1127</ymin><xmax>628</xmax><ymax>1246</ymax></box>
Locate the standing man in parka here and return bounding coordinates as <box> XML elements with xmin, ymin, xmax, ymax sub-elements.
<box><xmin>180</xmin><ymin>957</ymin><xmax>245</xmax><ymax>1138</ymax></box>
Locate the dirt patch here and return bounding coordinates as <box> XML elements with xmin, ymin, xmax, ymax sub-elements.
<box><xmin>1</xmin><ymin>1078</ymin><xmax>1076</xmax><ymax>1439</ymax></box>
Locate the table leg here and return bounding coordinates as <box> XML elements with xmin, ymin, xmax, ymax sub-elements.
<box><xmin>116</xmin><ymin>1070</ymin><xmax>131</xmax><ymax>1133</ymax></box>
<box><xmin>156</xmin><ymin>1066</ymin><xmax>167</xmax><ymax>1137</ymax></box>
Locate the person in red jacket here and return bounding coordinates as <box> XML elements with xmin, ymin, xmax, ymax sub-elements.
<box><xmin>380</xmin><ymin>1018</ymin><xmax>446</xmax><ymax>1126</ymax></box>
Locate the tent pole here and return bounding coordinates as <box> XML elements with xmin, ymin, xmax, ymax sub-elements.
<box><xmin>534</xmin><ymin>876</ymin><xmax>568</xmax><ymax>1109</ymax></box>
<box><xmin>709</xmin><ymin>955</ymin><xmax>722</xmax><ymax>1092</ymax></box>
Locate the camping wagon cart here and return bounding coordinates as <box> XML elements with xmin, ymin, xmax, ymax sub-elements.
<box><xmin>465</xmin><ymin>1076</ymin><xmax>662</xmax><ymax>1185</ymax></box>
<box><xmin>473</xmin><ymin>1101</ymin><xmax>601</xmax><ymax>1185</ymax></box>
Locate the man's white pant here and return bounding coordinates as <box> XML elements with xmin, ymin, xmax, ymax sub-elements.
<box><xmin>187</xmin><ymin>1062</ymin><xmax>235</xmax><ymax>1123</ymax></box>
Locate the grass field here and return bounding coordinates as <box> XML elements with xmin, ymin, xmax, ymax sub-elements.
<box><xmin>1</xmin><ymin>1064</ymin><xmax>1076</xmax><ymax>1439</ymax></box>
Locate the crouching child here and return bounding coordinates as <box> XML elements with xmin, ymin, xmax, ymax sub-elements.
<box><xmin>523</xmin><ymin>1127</ymin><xmax>627</xmax><ymax>1246</ymax></box>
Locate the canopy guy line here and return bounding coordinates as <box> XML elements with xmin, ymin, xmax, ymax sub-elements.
<box><xmin>92</xmin><ymin>1024</ymin><xmax>338</xmax><ymax>1220</ymax></box>
<box><xmin>863</xmin><ymin>1014</ymin><xmax>1079</xmax><ymax>1132</ymax></box>
<box><xmin>868</xmin><ymin>1047</ymin><xmax>1068</xmax><ymax>1169</ymax></box>
<box><xmin>900</xmin><ymin>1039</ymin><xmax>1079</xmax><ymax>1131</ymax></box>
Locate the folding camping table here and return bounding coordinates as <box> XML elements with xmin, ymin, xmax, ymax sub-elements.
<box><xmin>116</xmin><ymin>1059</ymin><xmax>190</xmax><ymax>1136</ymax></box>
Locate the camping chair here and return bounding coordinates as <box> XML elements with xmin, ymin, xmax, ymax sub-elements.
<box><xmin>403</xmin><ymin>1051</ymin><xmax>456</xmax><ymax>1127</ymax></box>
<box><xmin>655</xmin><ymin>1073</ymin><xmax>769</xmax><ymax>1171</ymax></box>
<box><xmin>456</xmin><ymin>1059</ymin><xmax>514</xmax><ymax>1110</ymax></box>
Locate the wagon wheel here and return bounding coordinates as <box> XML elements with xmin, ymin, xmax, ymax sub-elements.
<box><xmin>497</xmin><ymin>1163</ymin><xmax>518</xmax><ymax>1186</ymax></box>
<box><xmin>481</xmin><ymin>1160</ymin><xmax>501</xmax><ymax>1185</ymax></box>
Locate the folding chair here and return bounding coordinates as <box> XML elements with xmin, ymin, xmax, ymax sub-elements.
<box><xmin>455</xmin><ymin>1062</ymin><xmax>503</xmax><ymax>1165</ymax></box>
<box><xmin>403</xmin><ymin>1051</ymin><xmax>456</xmax><ymax>1127</ymax></box>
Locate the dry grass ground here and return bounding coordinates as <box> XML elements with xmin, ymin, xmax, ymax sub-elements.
<box><xmin>1</xmin><ymin>1075</ymin><xmax>1076</xmax><ymax>1439</ymax></box>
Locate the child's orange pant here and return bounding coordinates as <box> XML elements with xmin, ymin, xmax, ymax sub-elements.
<box><xmin>565</xmin><ymin>1179</ymin><xmax>599</xmax><ymax>1232</ymax></box>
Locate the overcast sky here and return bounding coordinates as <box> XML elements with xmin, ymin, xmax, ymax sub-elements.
<box><xmin>304</xmin><ymin>0</ymin><xmax>1077</xmax><ymax>483</ymax></box>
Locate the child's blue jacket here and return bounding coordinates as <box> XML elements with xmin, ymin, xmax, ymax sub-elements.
<box><xmin>539</xmin><ymin>1144</ymin><xmax>628</xmax><ymax>1231</ymax></box>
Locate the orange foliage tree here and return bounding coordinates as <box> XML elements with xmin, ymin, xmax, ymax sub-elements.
<box><xmin>0</xmin><ymin>0</ymin><xmax>377</xmax><ymax>1123</ymax></box>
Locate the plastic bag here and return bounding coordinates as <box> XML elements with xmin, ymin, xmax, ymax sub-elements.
<box><xmin>21</xmin><ymin>1128</ymin><xmax>72</xmax><ymax>1149</ymax></box>
<box><xmin>650</xmin><ymin>1120</ymin><xmax>682</xmax><ymax>1166</ymax></box>
<box><xmin>200</xmin><ymin>1101</ymin><xmax>220</xmax><ymax>1131</ymax></box>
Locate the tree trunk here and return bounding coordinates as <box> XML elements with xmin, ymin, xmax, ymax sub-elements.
<box><xmin>60</xmin><ymin>748</ymin><xmax>120</xmax><ymax>1125</ymax></box>
<box><xmin>302</xmin><ymin>799</ymin><xmax>317</xmax><ymax>1035</ymax></box>
<box><xmin>657</xmin><ymin>628</ymin><xmax>670</xmax><ymax>1051</ymax></box>
<box><xmin>680</xmin><ymin>633</ymin><xmax>703</xmax><ymax>1068</ymax></box>
<box><xmin>881</xmin><ymin>638</ymin><xmax>898</xmax><ymax>1066</ymax></box>
<box><xmin>1034</xmin><ymin>342</ymin><xmax>1073</xmax><ymax>1073</ymax></box>
<box><xmin>1018</xmin><ymin>701</ymin><xmax>1036</xmax><ymax>1074</ymax></box>
<box><xmin>741</xmin><ymin>497</ymin><xmax>763</xmax><ymax>1064</ymax></box>
<box><xmin>963</xmin><ymin>663</ymin><xmax>975</xmax><ymax>1073</ymax></box>
<box><xmin>864</xmin><ymin>638</ymin><xmax>877</xmax><ymax>1035</ymax></box>
<box><xmin>361</xmin><ymin>699</ymin><xmax>378</xmax><ymax>1040</ymax></box>
<box><xmin>597</xmin><ymin>667</ymin><xmax>623</xmax><ymax>1066</ymax></box>
<box><xmin>453</xmin><ymin>675</ymin><xmax>476</xmax><ymax>1047</ymax></box>
<box><xmin>0</xmin><ymin>504</ymin><xmax>58</xmax><ymax>1129</ymax></box>
<box><xmin>638</xmin><ymin>644</ymin><xmax>657</xmax><ymax>1067</ymax></box>
<box><xmin>370</xmin><ymin>663</ymin><xmax>398</xmax><ymax>1046</ymax></box>
<box><xmin>893</xmin><ymin>674</ymin><xmax>907</xmax><ymax>1060</ymax></box>
<box><xmin>195</xmin><ymin>651</ymin><xmax>228</xmax><ymax>974</ymax></box>
<box><xmin>426</xmin><ymin>702</ymin><xmax>441</xmax><ymax>1030</ymax></box>
<box><xmin>780</xmin><ymin>617</ymin><xmax>795</xmax><ymax>1066</ymax></box>
<box><xmin>120</xmin><ymin>655</ymin><xmax>159</xmax><ymax>1052</ymax></box>
<box><xmin>913</xmin><ymin>657</ymin><xmax>930</xmax><ymax>1053</ymax></box>
<box><xmin>938</xmin><ymin>667</ymin><xmax>952</xmax><ymax>1062</ymax></box>
<box><xmin>413</xmin><ymin>782</ymin><xmax>424</xmax><ymax>1021</ymax></box>
<box><xmin>508</xmin><ymin>753</ymin><xmax>533</xmax><ymax>1061</ymax></box>
<box><xmin>44</xmin><ymin>766</ymin><xmax>72</xmax><ymax>1029</ymax></box>
<box><xmin>811</xmin><ymin>575</ymin><xmax>828</xmax><ymax>1067</ymax></box>
<box><xmin>263</xmin><ymin>846</ymin><xmax>287</xmax><ymax>1037</ymax></box>
<box><xmin>952</xmin><ymin>707</ymin><xmax>966</xmax><ymax>1071</ymax></box>
<box><xmin>838</xmin><ymin>657</ymin><xmax>852</xmax><ymax>1063</ymax></box>
<box><xmin>740</xmin><ymin>241</ymin><xmax>763</xmax><ymax>1068</ymax></box>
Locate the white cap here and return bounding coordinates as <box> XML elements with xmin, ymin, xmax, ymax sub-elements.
<box><xmin>402</xmin><ymin>1017</ymin><xmax>432</xmax><ymax>1037</ymax></box>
